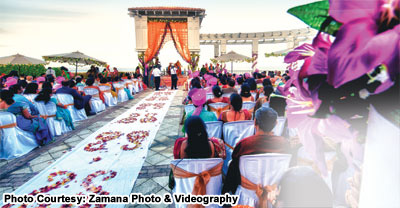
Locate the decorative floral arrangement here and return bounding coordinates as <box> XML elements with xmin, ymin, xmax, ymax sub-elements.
<box><xmin>95</xmin><ymin>131</ymin><xmax>123</xmax><ymax>142</ymax></box>
<box><xmin>153</xmin><ymin>103</ymin><xmax>165</xmax><ymax>109</ymax></box>
<box><xmin>81</xmin><ymin>170</ymin><xmax>117</xmax><ymax>194</ymax></box>
<box><xmin>140</xmin><ymin>113</ymin><xmax>158</xmax><ymax>123</ymax></box>
<box><xmin>115</xmin><ymin>113</ymin><xmax>140</xmax><ymax>124</ymax></box>
<box><xmin>136</xmin><ymin>103</ymin><xmax>153</xmax><ymax>110</ymax></box>
<box><xmin>84</xmin><ymin>141</ymin><xmax>106</xmax><ymax>152</ymax></box>
<box><xmin>121</xmin><ymin>130</ymin><xmax>149</xmax><ymax>151</ymax></box>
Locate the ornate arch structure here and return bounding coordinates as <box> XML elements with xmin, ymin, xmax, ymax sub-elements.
<box><xmin>128</xmin><ymin>7</ymin><xmax>206</xmax><ymax>71</ymax></box>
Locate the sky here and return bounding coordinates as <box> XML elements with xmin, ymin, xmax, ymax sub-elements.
<box><xmin>0</xmin><ymin>0</ymin><xmax>316</xmax><ymax>71</ymax></box>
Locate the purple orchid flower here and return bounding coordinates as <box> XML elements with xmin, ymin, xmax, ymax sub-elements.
<box><xmin>327</xmin><ymin>0</ymin><xmax>399</xmax><ymax>93</ymax></box>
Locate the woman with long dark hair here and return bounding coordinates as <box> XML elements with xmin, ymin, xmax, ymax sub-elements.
<box><xmin>206</xmin><ymin>85</ymin><xmax>229</xmax><ymax>104</ymax></box>
<box><xmin>1</xmin><ymin>90</ymin><xmax>52</xmax><ymax>145</ymax></box>
<box><xmin>219</xmin><ymin>93</ymin><xmax>251</xmax><ymax>123</ymax></box>
<box><xmin>174</xmin><ymin>116</ymin><xmax>226</xmax><ymax>159</ymax></box>
<box><xmin>35</xmin><ymin>87</ymin><xmax>74</xmax><ymax>130</ymax></box>
<box><xmin>24</xmin><ymin>83</ymin><xmax>39</xmax><ymax>94</ymax></box>
<box><xmin>240</xmin><ymin>84</ymin><xmax>255</xmax><ymax>102</ymax></box>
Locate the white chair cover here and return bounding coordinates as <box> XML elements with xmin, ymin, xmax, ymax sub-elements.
<box><xmin>242</xmin><ymin>102</ymin><xmax>256</xmax><ymax>112</ymax></box>
<box><xmin>222</xmin><ymin>120</ymin><xmax>255</xmax><ymax>174</ymax></box>
<box><xmin>99</xmin><ymin>85</ymin><xmax>117</xmax><ymax>107</ymax></box>
<box><xmin>132</xmin><ymin>79</ymin><xmax>140</xmax><ymax>93</ymax></box>
<box><xmin>251</xmin><ymin>92</ymin><xmax>257</xmax><ymax>101</ymax></box>
<box><xmin>222</xmin><ymin>93</ymin><xmax>232</xmax><ymax>98</ymax></box>
<box><xmin>123</xmin><ymin>80</ymin><xmax>134</xmax><ymax>95</ymax></box>
<box><xmin>83</xmin><ymin>88</ymin><xmax>106</xmax><ymax>113</ymax></box>
<box><xmin>0</xmin><ymin>112</ymin><xmax>38</xmax><ymax>160</ymax></box>
<box><xmin>171</xmin><ymin>158</ymin><xmax>223</xmax><ymax>208</ymax></box>
<box><xmin>235</xmin><ymin>153</ymin><xmax>292</xmax><ymax>207</ymax></box>
<box><xmin>77</xmin><ymin>85</ymin><xmax>84</xmax><ymax>92</ymax></box>
<box><xmin>208</xmin><ymin>102</ymin><xmax>229</xmax><ymax>118</ymax></box>
<box><xmin>113</xmin><ymin>83</ymin><xmax>128</xmax><ymax>103</ymax></box>
<box><xmin>258</xmin><ymin>94</ymin><xmax>265</xmax><ymax>99</ymax></box>
<box><xmin>34</xmin><ymin>101</ymin><xmax>72</xmax><ymax>137</ymax></box>
<box><xmin>22</xmin><ymin>94</ymin><xmax>37</xmax><ymax>103</ymax></box>
<box><xmin>205</xmin><ymin>121</ymin><xmax>223</xmax><ymax>139</ymax></box>
<box><xmin>184</xmin><ymin>104</ymin><xmax>196</xmax><ymax>115</ymax></box>
<box><xmin>272</xmin><ymin>116</ymin><xmax>286</xmax><ymax>136</ymax></box>
<box><xmin>206</xmin><ymin>93</ymin><xmax>214</xmax><ymax>101</ymax></box>
<box><xmin>359</xmin><ymin>106</ymin><xmax>400</xmax><ymax>207</ymax></box>
<box><xmin>55</xmin><ymin>94</ymin><xmax>87</xmax><ymax>122</ymax></box>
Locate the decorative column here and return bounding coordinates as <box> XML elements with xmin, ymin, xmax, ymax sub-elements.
<box><xmin>188</xmin><ymin>17</ymin><xmax>200</xmax><ymax>71</ymax></box>
<box><xmin>252</xmin><ymin>39</ymin><xmax>259</xmax><ymax>72</ymax></box>
<box><xmin>220</xmin><ymin>39</ymin><xmax>227</xmax><ymax>55</ymax></box>
<box><xmin>214</xmin><ymin>43</ymin><xmax>220</xmax><ymax>58</ymax></box>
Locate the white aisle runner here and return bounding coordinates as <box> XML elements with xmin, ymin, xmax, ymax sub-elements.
<box><xmin>1</xmin><ymin>90</ymin><xmax>177</xmax><ymax>208</ymax></box>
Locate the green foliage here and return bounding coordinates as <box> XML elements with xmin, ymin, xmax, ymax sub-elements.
<box><xmin>0</xmin><ymin>64</ymin><xmax>47</xmax><ymax>76</ymax></box>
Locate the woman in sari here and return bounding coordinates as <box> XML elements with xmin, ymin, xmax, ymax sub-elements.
<box><xmin>240</xmin><ymin>84</ymin><xmax>255</xmax><ymax>102</ymax></box>
<box><xmin>170</xmin><ymin>116</ymin><xmax>226</xmax><ymax>189</ymax></box>
<box><xmin>99</xmin><ymin>78</ymin><xmax>117</xmax><ymax>98</ymax></box>
<box><xmin>219</xmin><ymin>93</ymin><xmax>252</xmax><ymax>123</ymax></box>
<box><xmin>254</xmin><ymin>85</ymin><xmax>274</xmax><ymax>117</ymax></box>
<box><xmin>1</xmin><ymin>90</ymin><xmax>52</xmax><ymax>145</ymax></box>
<box><xmin>35</xmin><ymin>87</ymin><xmax>74</xmax><ymax>130</ymax></box>
<box><xmin>206</xmin><ymin>85</ymin><xmax>230</xmax><ymax>104</ymax></box>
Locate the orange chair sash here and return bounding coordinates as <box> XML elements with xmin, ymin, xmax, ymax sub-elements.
<box><xmin>0</xmin><ymin>123</ymin><xmax>17</xmax><ymax>129</ymax></box>
<box><xmin>170</xmin><ymin>162</ymin><xmax>223</xmax><ymax>208</ymax></box>
<box><xmin>240</xmin><ymin>175</ymin><xmax>278</xmax><ymax>208</ymax></box>
<box><xmin>208</xmin><ymin>105</ymin><xmax>230</xmax><ymax>118</ymax></box>
<box><xmin>40</xmin><ymin>115</ymin><xmax>56</xmax><ymax>119</ymax></box>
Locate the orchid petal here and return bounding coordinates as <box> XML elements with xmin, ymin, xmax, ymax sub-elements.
<box><xmin>329</xmin><ymin>0</ymin><xmax>383</xmax><ymax>24</ymax></box>
<box><xmin>284</xmin><ymin>43</ymin><xmax>315</xmax><ymax>63</ymax></box>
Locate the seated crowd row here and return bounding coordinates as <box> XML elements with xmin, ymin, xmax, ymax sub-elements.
<box><xmin>0</xmin><ymin>69</ymin><xmax>144</xmax><ymax>160</ymax></box>
<box><xmin>169</xmin><ymin>71</ymin><xmax>335</xmax><ymax>208</ymax></box>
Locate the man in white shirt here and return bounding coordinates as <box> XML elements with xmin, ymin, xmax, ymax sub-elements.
<box><xmin>152</xmin><ymin>66</ymin><xmax>161</xmax><ymax>91</ymax></box>
<box><xmin>170</xmin><ymin>65</ymin><xmax>178</xmax><ymax>90</ymax></box>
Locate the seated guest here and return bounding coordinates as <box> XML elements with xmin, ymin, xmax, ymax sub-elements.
<box><xmin>9</xmin><ymin>84</ymin><xmax>39</xmax><ymax>115</ymax></box>
<box><xmin>222</xmin><ymin>79</ymin><xmax>238</xmax><ymax>94</ymax></box>
<box><xmin>56</xmin><ymin>81</ymin><xmax>94</xmax><ymax>115</ymax></box>
<box><xmin>222</xmin><ymin>107</ymin><xmax>290</xmax><ymax>194</ymax></box>
<box><xmin>76</xmin><ymin>77</ymin><xmax>85</xmax><ymax>88</ymax></box>
<box><xmin>276</xmin><ymin>167</ymin><xmax>333</xmax><ymax>208</ymax></box>
<box><xmin>1</xmin><ymin>90</ymin><xmax>52</xmax><ymax>145</ymax></box>
<box><xmin>240</xmin><ymin>84</ymin><xmax>255</xmax><ymax>102</ymax></box>
<box><xmin>219</xmin><ymin>93</ymin><xmax>251</xmax><ymax>123</ymax></box>
<box><xmin>269</xmin><ymin>96</ymin><xmax>287</xmax><ymax>117</ymax></box>
<box><xmin>182</xmin><ymin>88</ymin><xmax>217</xmax><ymax>133</ymax></box>
<box><xmin>35</xmin><ymin>87</ymin><xmax>74</xmax><ymax>130</ymax></box>
<box><xmin>99</xmin><ymin>78</ymin><xmax>117</xmax><ymax>98</ymax></box>
<box><xmin>24</xmin><ymin>83</ymin><xmax>39</xmax><ymax>95</ymax></box>
<box><xmin>174</xmin><ymin>116</ymin><xmax>226</xmax><ymax>159</ymax></box>
<box><xmin>207</xmin><ymin>85</ymin><xmax>229</xmax><ymax>104</ymax></box>
<box><xmin>253</xmin><ymin>85</ymin><xmax>274</xmax><ymax>116</ymax></box>
<box><xmin>170</xmin><ymin>116</ymin><xmax>226</xmax><ymax>189</ymax></box>
<box><xmin>84</xmin><ymin>78</ymin><xmax>105</xmax><ymax>103</ymax></box>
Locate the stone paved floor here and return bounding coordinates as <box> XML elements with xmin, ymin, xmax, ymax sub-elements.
<box><xmin>0</xmin><ymin>87</ymin><xmax>187</xmax><ymax>208</ymax></box>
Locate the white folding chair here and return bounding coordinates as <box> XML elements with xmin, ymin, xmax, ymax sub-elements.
<box><xmin>55</xmin><ymin>94</ymin><xmax>87</xmax><ymax>122</ymax></box>
<box><xmin>22</xmin><ymin>94</ymin><xmax>37</xmax><ymax>103</ymax></box>
<box><xmin>208</xmin><ymin>102</ymin><xmax>229</xmax><ymax>118</ymax></box>
<box><xmin>0</xmin><ymin>112</ymin><xmax>38</xmax><ymax>160</ymax></box>
<box><xmin>34</xmin><ymin>101</ymin><xmax>72</xmax><ymax>137</ymax></box>
<box><xmin>99</xmin><ymin>85</ymin><xmax>117</xmax><ymax>107</ymax></box>
<box><xmin>184</xmin><ymin>104</ymin><xmax>196</xmax><ymax>115</ymax></box>
<box><xmin>206</xmin><ymin>93</ymin><xmax>214</xmax><ymax>101</ymax></box>
<box><xmin>222</xmin><ymin>120</ymin><xmax>255</xmax><ymax>174</ymax></box>
<box><xmin>251</xmin><ymin>92</ymin><xmax>258</xmax><ymax>101</ymax></box>
<box><xmin>222</xmin><ymin>93</ymin><xmax>232</xmax><ymax>98</ymax></box>
<box><xmin>113</xmin><ymin>83</ymin><xmax>128</xmax><ymax>103</ymax></box>
<box><xmin>205</xmin><ymin>121</ymin><xmax>223</xmax><ymax>139</ymax></box>
<box><xmin>132</xmin><ymin>79</ymin><xmax>140</xmax><ymax>93</ymax></box>
<box><xmin>171</xmin><ymin>158</ymin><xmax>223</xmax><ymax>208</ymax></box>
<box><xmin>242</xmin><ymin>102</ymin><xmax>256</xmax><ymax>116</ymax></box>
<box><xmin>77</xmin><ymin>85</ymin><xmax>84</xmax><ymax>92</ymax></box>
<box><xmin>124</xmin><ymin>80</ymin><xmax>134</xmax><ymax>95</ymax></box>
<box><xmin>83</xmin><ymin>87</ymin><xmax>106</xmax><ymax>113</ymax></box>
<box><xmin>235</xmin><ymin>153</ymin><xmax>291</xmax><ymax>207</ymax></box>
<box><xmin>273</xmin><ymin>116</ymin><xmax>286</xmax><ymax>136</ymax></box>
